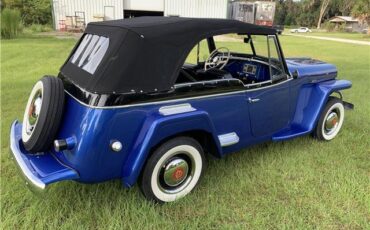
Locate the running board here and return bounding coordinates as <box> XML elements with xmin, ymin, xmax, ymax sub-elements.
<box><xmin>272</xmin><ymin>127</ymin><xmax>311</xmax><ymax>141</ymax></box>
<box><xmin>343</xmin><ymin>101</ymin><xmax>354</xmax><ymax>110</ymax></box>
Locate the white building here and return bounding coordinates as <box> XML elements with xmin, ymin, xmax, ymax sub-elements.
<box><xmin>51</xmin><ymin>0</ymin><xmax>229</xmax><ymax>30</ymax></box>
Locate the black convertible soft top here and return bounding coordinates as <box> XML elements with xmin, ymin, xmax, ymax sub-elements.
<box><xmin>61</xmin><ymin>17</ymin><xmax>276</xmax><ymax>94</ymax></box>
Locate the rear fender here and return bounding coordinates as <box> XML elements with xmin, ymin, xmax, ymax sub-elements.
<box><xmin>121</xmin><ymin>110</ymin><xmax>220</xmax><ymax>187</ymax></box>
<box><xmin>292</xmin><ymin>79</ymin><xmax>352</xmax><ymax>131</ymax></box>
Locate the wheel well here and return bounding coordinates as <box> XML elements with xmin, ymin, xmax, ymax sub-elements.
<box><xmin>149</xmin><ymin>130</ymin><xmax>220</xmax><ymax>158</ymax></box>
<box><xmin>137</xmin><ymin>130</ymin><xmax>220</xmax><ymax>185</ymax></box>
<box><xmin>330</xmin><ymin>91</ymin><xmax>343</xmax><ymax>100</ymax></box>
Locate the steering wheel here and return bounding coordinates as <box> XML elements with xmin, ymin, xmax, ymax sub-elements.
<box><xmin>204</xmin><ymin>47</ymin><xmax>230</xmax><ymax>71</ymax></box>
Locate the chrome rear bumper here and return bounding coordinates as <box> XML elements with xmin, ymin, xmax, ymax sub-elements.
<box><xmin>9</xmin><ymin>120</ymin><xmax>79</xmax><ymax>191</ymax></box>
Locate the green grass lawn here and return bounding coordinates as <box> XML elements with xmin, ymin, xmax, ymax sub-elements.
<box><xmin>311</xmin><ymin>32</ymin><xmax>370</xmax><ymax>41</ymax></box>
<box><xmin>1</xmin><ymin>35</ymin><xmax>369</xmax><ymax>229</ymax></box>
<box><xmin>284</xmin><ymin>31</ymin><xmax>370</xmax><ymax>41</ymax></box>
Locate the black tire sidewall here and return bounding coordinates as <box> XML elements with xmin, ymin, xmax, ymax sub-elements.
<box><xmin>139</xmin><ymin>136</ymin><xmax>206</xmax><ymax>203</ymax></box>
<box><xmin>22</xmin><ymin>76</ymin><xmax>65</xmax><ymax>152</ymax></box>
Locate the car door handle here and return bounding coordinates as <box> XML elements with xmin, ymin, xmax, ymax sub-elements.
<box><xmin>248</xmin><ymin>97</ymin><xmax>260</xmax><ymax>103</ymax></box>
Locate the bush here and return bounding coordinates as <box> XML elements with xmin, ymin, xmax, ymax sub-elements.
<box><xmin>22</xmin><ymin>0</ymin><xmax>52</xmax><ymax>25</ymax></box>
<box><xmin>28</xmin><ymin>24</ymin><xmax>53</xmax><ymax>33</ymax></box>
<box><xmin>338</xmin><ymin>23</ymin><xmax>347</xmax><ymax>32</ymax></box>
<box><xmin>323</xmin><ymin>21</ymin><xmax>336</xmax><ymax>32</ymax></box>
<box><xmin>1</xmin><ymin>8</ymin><xmax>23</xmax><ymax>39</ymax></box>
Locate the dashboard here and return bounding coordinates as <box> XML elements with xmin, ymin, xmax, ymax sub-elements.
<box><xmin>180</xmin><ymin>58</ymin><xmax>280</xmax><ymax>84</ymax></box>
<box><xmin>224</xmin><ymin>59</ymin><xmax>271</xmax><ymax>84</ymax></box>
<box><xmin>243</xmin><ymin>64</ymin><xmax>257</xmax><ymax>75</ymax></box>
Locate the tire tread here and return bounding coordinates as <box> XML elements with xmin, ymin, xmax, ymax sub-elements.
<box><xmin>23</xmin><ymin>76</ymin><xmax>65</xmax><ymax>152</ymax></box>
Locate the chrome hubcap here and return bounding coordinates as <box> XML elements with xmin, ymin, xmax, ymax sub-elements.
<box><xmin>26</xmin><ymin>90</ymin><xmax>42</xmax><ymax>135</ymax></box>
<box><xmin>324</xmin><ymin>111</ymin><xmax>339</xmax><ymax>135</ymax></box>
<box><xmin>163</xmin><ymin>158</ymin><xmax>189</xmax><ymax>187</ymax></box>
<box><xmin>158</xmin><ymin>153</ymin><xmax>195</xmax><ymax>194</ymax></box>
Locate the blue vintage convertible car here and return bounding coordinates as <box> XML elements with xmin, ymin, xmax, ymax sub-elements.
<box><xmin>10</xmin><ymin>17</ymin><xmax>353</xmax><ymax>203</ymax></box>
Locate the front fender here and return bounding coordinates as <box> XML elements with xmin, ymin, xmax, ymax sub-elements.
<box><xmin>273</xmin><ymin>79</ymin><xmax>352</xmax><ymax>141</ymax></box>
<box><xmin>294</xmin><ymin>79</ymin><xmax>352</xmax><ymax>132</ymax></box>
<box><xmin>314</xmin><ymin>79</ymin><xmax>352</xmax><ymax>126</ymax></box>
<box><xmin>121</xmin><ymin>110</ymin><xmax>220</xmax><ymax>187</ymax></box>
<box><xmin>317</xmin><ymin>79</ymin><xmax>352</xmax><ymax>94</ymax></box>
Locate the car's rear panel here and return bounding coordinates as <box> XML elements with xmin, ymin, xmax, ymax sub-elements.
<box><xmin>53</xmin><ymin>89</ymin><xmax>255</xmax><ymax>184</ymax></box>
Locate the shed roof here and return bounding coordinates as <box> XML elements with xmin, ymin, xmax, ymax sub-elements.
<box><xmin>329</xmin><ymin>16</ymin><xmax>358</xmax><ymax>23</ymax></box>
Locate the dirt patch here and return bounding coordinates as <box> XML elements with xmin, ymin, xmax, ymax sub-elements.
<box><xmin>286</xmin><ymin>34</ymin><xmax>370</xmax><ymax>46</ymax></box>
<box><xmin>36</xmin><ymin>31</ymin><xmax>82</xmax><ymax>40</ymax></box>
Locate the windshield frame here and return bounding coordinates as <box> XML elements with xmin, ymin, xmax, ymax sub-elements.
<box><xmin>192</xmin><ymin>34</ymin><xmax>289</xmax><ymax>76</ymax></box>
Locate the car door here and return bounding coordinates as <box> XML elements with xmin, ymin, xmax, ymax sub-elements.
<box><xmin>247</xmin><ymin>80</ymin><xmax>290</xmax><ymax>137</ymax></box>
<box><xmin>247</xmin><ymin>35</ymin><xmax>291</xmax><ymax>137</ymax></box>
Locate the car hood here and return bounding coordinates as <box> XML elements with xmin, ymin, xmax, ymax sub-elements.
<box><xmin>286</xmin><ymin>57</ymin><xmax>337</xmax><ymax>79</ymax></box>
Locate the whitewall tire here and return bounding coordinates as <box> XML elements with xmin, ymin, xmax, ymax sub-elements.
<box><xmin>22</xmin><ymin>81</ymin><xmax>44</xmax><ymax>142</ymax></box>
<box><xmin>315</xmin><ymin>97</ymin><xmax>345</xmax><ymax>141</ymax></box>
<box><xmin>139</xmin><ymin>137</ymin><xmax>205</xmax><ymax>203</ymax></box>
<box><xmin>21</xmin><ymin>76</ymin><xmax>65</xmax><ymax>152</ymax></box>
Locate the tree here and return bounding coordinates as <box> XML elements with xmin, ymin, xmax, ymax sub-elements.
<box><xmin>297</xmin><ymin>0</ymin><xmax>320</xmax><ymax>26</ymax></box>
<box><xmin>22</xmin><ymin>0</ymin><xmax>52</xmax><ymax>25</ymax></box>
<box><xmin>317</xmin><ymin>0</ymin><xmax>331</xmax><ymax>29</ymax></box>
<box><xmin>275</xmin><ymin>0</ymin><xmax>288</xmax><ymax>25</ymax></box>
<box><xmin>283</xmin><ymin>0</ymin><xmax>301</xmax><ymax>25</ymax></box>
<box><xmin>351</xmin><ymin>0</ymin><xmax>370</xmax><ymax>34</ymax></box>
<box><xmin>351</xmin><ymin>0</ymin><xmax>369</xmax><ymax>23</ymax></box>
<box><xmin>338</xmin><ymin>0</ymin><xmax>354</xmax><ymax>15</ymax></box>
<box><xmin>1</xmin><ymin>0</ymin><xmax>52</xmax><ymax>25</ymax></box>
<box><xmin>329</xmin><ymin>0</ymin><xmax>354</xmax><ymax>16</ymax></box>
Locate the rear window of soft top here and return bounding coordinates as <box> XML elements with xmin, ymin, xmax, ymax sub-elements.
<box><xmin>70</xmin><ymin>34</ymin><xmax>109</xmax><ymax>74</ymax></box>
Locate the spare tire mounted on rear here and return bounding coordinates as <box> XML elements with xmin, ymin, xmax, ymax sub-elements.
<box><xmin>22</xmin><ymin>76</ymin><xmax>65</xmax><ymax>153</ymax></box>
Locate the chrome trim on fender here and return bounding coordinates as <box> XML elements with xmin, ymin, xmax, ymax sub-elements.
<box><xmin>9</xmin><ymin>121</ymin><xmax>46</xmax><ymax>190</ymax></box>
<box><xmin>218</xmin><ymin>132</ymin><xmax>240</xmax><ymax>147</ymax></box>
<box><xmin>159</xmin><ymin>103</ymin><xmax>196</xmax><ymax>116</ymax></box>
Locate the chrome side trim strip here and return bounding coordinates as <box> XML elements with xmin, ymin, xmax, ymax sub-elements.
<box><xmin>65</xmin><ymin>78</ymin><xmax>292</xmax><ymax>110</ymax></box>
<box><xmin>175</xmin><ymin>78</ymin><xmax>242</xmax><ymax>87</ymax></box>
<box><xmin>64</xmin><ymin>89</ymin><xmax>243</xmax><ymax>109</ymax></box>
<box><xmin>218</xmin><ymin>132</ymin><xmax>240</xmax><ymax>147</ymax></box>
<box><xmin>159</xmin><ymin>103</ymin><xmax>196</xmax><ymax>116</ymax></box>
<box><xmin>9</xmin><ymin>121</ymin><xmax>46</xmax><ymax>190</ymax></box>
